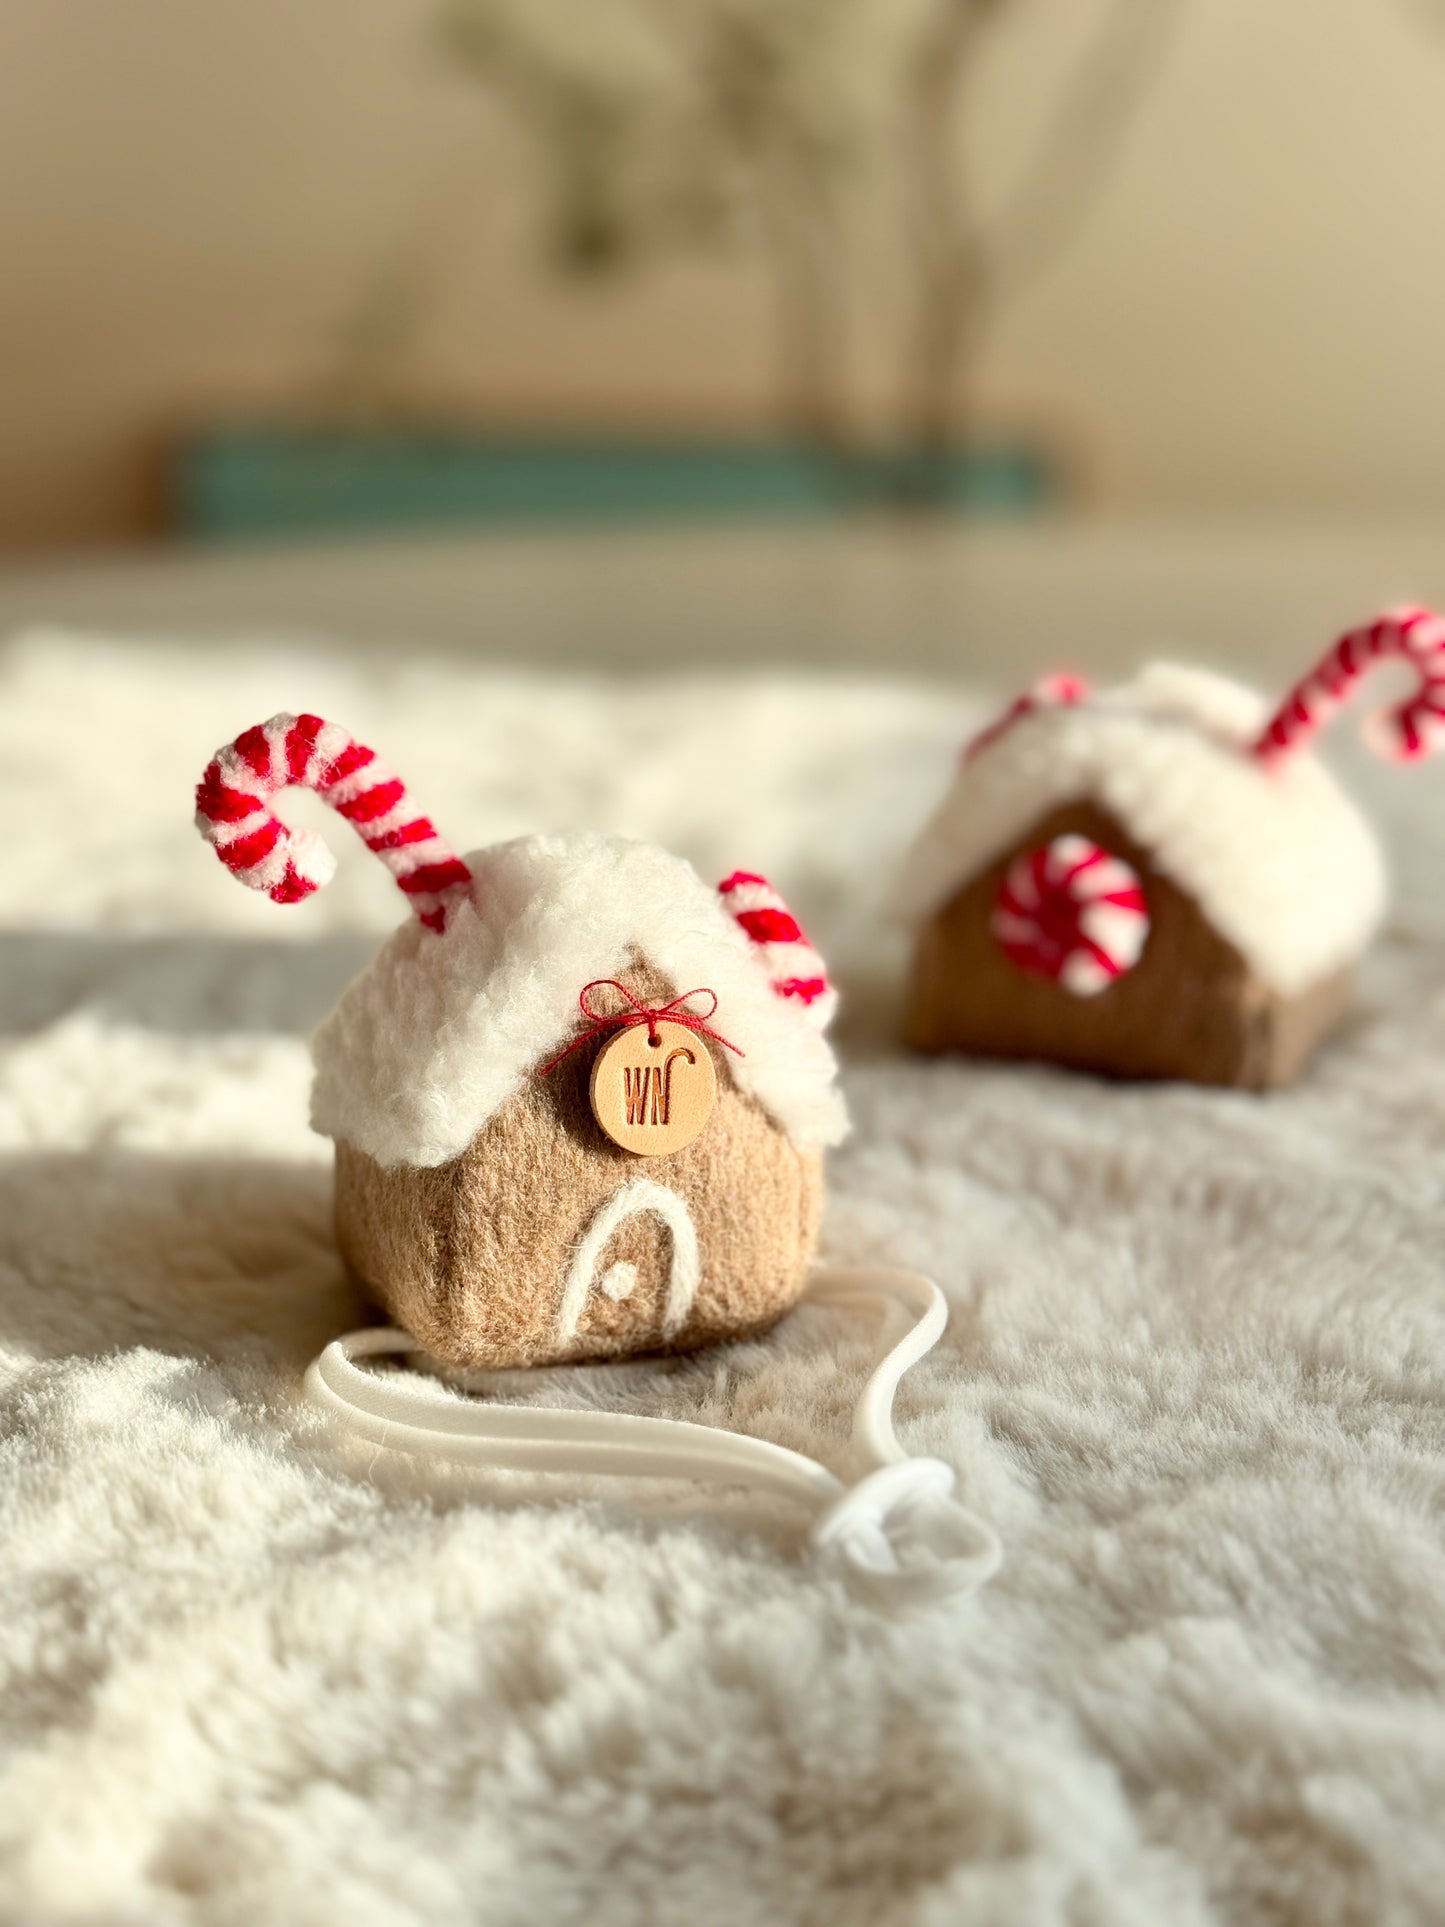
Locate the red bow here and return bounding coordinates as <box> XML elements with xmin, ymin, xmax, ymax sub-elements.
<box><xmin>538</xmin><ymin>979</ymin><xmax>744</xmax><ymax>1076</ymax></box>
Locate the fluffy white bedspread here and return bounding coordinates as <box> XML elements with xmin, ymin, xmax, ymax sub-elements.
<box><xmin>3</xmin><ymin>631</ymin><xmax>1444</xmax><ymax>1926</ymax></box>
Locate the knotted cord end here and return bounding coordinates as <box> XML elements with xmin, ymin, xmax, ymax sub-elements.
<box><xmin>812</xmin><ymin>1458</ymin><xmax>1002</xmax><ymax>1609</ymax></box>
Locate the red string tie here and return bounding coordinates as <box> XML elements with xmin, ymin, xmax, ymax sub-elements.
<box><xmin>538</xmin><ymin>979</ymin><xmax>745</xmax><ymax>1077</ymax></box>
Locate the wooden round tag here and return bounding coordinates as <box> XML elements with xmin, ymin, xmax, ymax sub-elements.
<box><xmin>590</xmin><ymin>1020</ymin><xmax>717</xmax><ymax>1157</ymax></box>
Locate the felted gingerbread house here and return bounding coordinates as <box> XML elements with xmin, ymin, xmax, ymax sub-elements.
<box><xmin>895</xmin><ymin>609</ymin><xmax>1445</xmax><ymax>1089</ymax></box>
<box><xmin>197</xmin><ymin>715</ymin><xmax>846</xmax><ymax>1369</ymax></box>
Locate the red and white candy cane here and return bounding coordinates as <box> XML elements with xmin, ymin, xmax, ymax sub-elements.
<box><xmin>991</xmin><ymin>835</ymin><xmax>1149</xmax><ymax>998</ymax></box>
<box><xmin>963</xmin><ymin>672</ymin><xmax>1090</xmax><ymax>763</ymax></box>
<box><xmin>1253</xmin><ymin>606</ymin><xmax>1445</xmax><ymax>764</ymax></box>
<box><xmin>718</xmin><ymin>872</ymin><xmax>837</xmax><ymax>1026</ymax></box>
<box><xmin>195</xmin><ymin>714</ymin><xmax>473</xmax><ymax>934</ymax></box>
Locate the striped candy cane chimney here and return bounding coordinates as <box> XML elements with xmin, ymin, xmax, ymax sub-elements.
<box><xmin>1254</xmin><ymin>606</ymin><xmax>1445</xmax><ymax>764</ymax></box>
<box><xmin>195</xmin><ymin>714</ymin><xmax>473</xmax><ymax>933</ymax></box>
<box><xmin>963</xmin><ymin>672</ymin><xmax>1090</xmax><ymax>763</ymax></box>
<box><xmin>718</xmin><ymin>872</ymin><xmax>837</xmax><ymax>1028</ymax></box>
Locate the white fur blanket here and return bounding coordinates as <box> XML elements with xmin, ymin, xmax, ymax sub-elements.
<box><xmin>3</xmin><ymin>630</ymin><xmax>1444</xmax><ymax>1926</ymax></box>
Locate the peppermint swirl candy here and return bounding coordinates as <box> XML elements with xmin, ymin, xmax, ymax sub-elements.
<box><xmin>991</xmin><ymin>836</ymin><xmax>1150</xmax><ymax>997</ymax></box>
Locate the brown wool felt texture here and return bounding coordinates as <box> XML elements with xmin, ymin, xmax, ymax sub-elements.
<box><xmin>334</xmin><ymin>960</ymin><xmax>824</xmax><ymax>1369</ymax></box>
<box><xmin>905</xmin><ymin>801</ymin><xmax>1355</xmax><ymax>1090</ymax></box>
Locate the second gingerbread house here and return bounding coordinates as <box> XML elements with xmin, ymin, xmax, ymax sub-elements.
<box><xmin>895</xmin><ymin>609</ymin><xmax>1445</xmax><ymax>1088</ymax></box>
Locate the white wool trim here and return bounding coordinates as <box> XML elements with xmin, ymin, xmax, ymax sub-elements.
<box><xmin>311</xmin><ymin>832</ymin><xmax>849</xmax><ymax>1168</ymax></box>
<box><xmin>893</xmin><ymin>663</ymin><xmax>1387</xmax><ymax>996</ymax></box>
<box><xmin>205</xmin><ymin>808</ymin><xmax>267</xmax><ymax>849</ymax></box>
<box><xmin>721</xmin><ymin>878</ymin><xmax>783</xmax><ymax>916</ymax></box>
<box><xmin>322</xmin><ymin>758</ymin><xmax>393</xmax><ymax>810</ymax></box>
<box><xmin>305</xmin><ymin>719</ymin><xmax>353</xmax><ymax>788</ymax></box>
<box><xmin>371</xmin><ymin>833</ymin><xmax>453</xmax><ymax>877</ymax></box>
<box><xmin>355</xmin><ymin>799</ymin><xmax>420</xmax><ymax>843</ymax></box>
<box><xmin>757</xmin><ymin>938</ymin><xmax>831</xmax><ymax>991</ymax></box>
<box><xmin>212</xmin><ymin>742</ymin><xmax>255</xmax><ymax>792</ymax></box>
<box><xmin>555</xmin><ymin>1180</ymin><xmax>700</xmax><ymax>1345</ymax></box>
<box><xmin>264</xmin><ymin>722</ymin><xmax>289</xmax><ymax>790</ymax></box>
<box><xmin>235</xmin><ymin>826</ymin><xmax>337</xmax><ymax>897</ymax></box>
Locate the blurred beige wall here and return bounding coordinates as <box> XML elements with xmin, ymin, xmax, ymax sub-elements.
<box><xmin>1</xmin><ymin>0</ymin><xmax>1444</xmax><ymax>551</ymax></box>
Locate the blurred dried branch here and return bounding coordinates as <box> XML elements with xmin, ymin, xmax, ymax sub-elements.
<box><xmin>902</xmin><ymin>0</ymin><xmax>1183</xmax><ymax>490</ymax></box>
<box><xmin>427</xmin><ymin>0</ymin><xmax>1183</xmax><ymax>499</ymax></box>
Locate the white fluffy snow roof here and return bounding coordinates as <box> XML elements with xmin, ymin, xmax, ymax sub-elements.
<box><xmin>311</xmin><ymin>832</ymin><xmax>848</xmax><ymax>1169</ymax></box>
<box><xmin>893</xmin><ymin>664</ymin><xmax>1386</xmax><ymax>996</ymax></box>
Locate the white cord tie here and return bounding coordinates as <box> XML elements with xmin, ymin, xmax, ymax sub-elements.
<box><xmin>812</xmin><ymin>1458</ymin><xmax>999</xmax><ymax>1606</ymax></box>
<box><xmin>305</xmin><ymin>1264</ymin><xmax>1001</xmax><ymax>1611</ymax></box>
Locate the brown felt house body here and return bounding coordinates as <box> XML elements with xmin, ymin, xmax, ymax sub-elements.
<box><xmin>311</xmin><ymin>836</ymin><xmax>846</xmax><ymax>1369</ymax></box>
<box><xmin>894</xmin><ymin>666</ymin><xmax>1387</xmax><ymax>1089</ymax></box>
